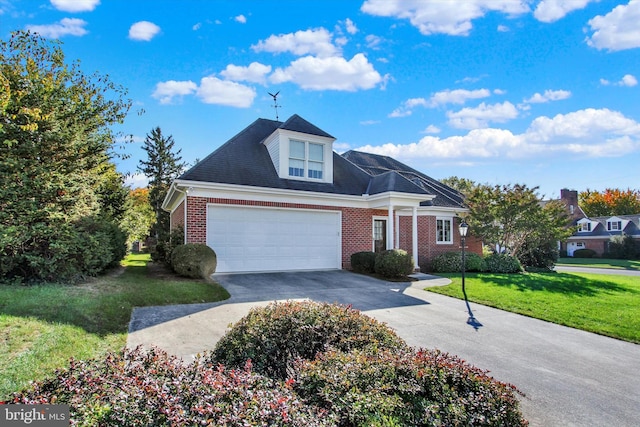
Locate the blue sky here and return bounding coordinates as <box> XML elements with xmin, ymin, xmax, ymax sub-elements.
<box><xmin>2</xmin><ymin>0</ymin><xmax>639</xmax><ymax>199</ymax></box>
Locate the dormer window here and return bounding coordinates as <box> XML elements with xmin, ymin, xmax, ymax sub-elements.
<box><xmin>289</xmin><ymin>139</ymin><xmax>324</xmax><ymax>180</ymax></box>
<box><xmin>578</xmin><ymin>222</ymin><xmax>591</xmax><ymax>232</ymax></box>
<box><xmin>607</xmin><ymin>220</ymin><xmax>622</xmax><ymax>231</ymax></box>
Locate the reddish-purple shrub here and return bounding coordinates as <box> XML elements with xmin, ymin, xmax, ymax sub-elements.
<box><xmin>294</xmin><ymin>348</ymin><xmax>528</xmax><ymax>426</ymax></box>
<box><xmin>3</xmin><ymin>347</ymin><xmax>333</xmax><ymax>426</ymax></box>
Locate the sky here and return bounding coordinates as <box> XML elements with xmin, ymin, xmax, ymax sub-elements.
<box><xmin>2</xmin><ymin>0</ymin><xmax>639</xmax><ymax>199</ymax></box>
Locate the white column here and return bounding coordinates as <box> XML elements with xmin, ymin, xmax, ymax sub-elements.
<box><xmin>395</xmin><ymin>212</ymin><xmax>400</xmax><ymax>248</ymax></box>
<box><xmin>387</xmin><ymin>205</ymin><xmax>394</xmax><ymax>249</ymax></box>
<box><xmin>412</xmin><ymin>207</ymin><xmax>419</xmax><ymax>270</ymax></box>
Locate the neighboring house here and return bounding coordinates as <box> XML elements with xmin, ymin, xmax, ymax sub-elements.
<box><xmin>556</xmin><ymin>189</ymin><xmax>640</xmax><ymax>256</ymax></box>
<box><xmin>162</xmin><ymin>114</ymin><xmax>481</xmax><ymax>273</ymax></box>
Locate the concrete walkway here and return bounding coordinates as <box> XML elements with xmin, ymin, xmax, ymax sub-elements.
<box><xmin>128</xmin><ymin>270</ymin><xmax>640</xmax><ymax>427</ymax></box>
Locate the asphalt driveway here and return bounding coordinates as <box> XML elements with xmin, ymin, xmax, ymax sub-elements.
<box><xmin>127</xmin><ymin>270</ymin><xmax>640</xmax><ymax>427</ymax></box>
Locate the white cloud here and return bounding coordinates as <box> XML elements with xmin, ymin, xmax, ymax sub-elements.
<box><xmin>365</xmin><ymin>34</ymin><xmax>383</xmax><ymax>49</ymax></box>
<box><xmin>345</xmin><ymin>18</ymin><xmax>357</xmax><ymax>34</ymax></box>
<box><xmin>586</xmin><ymin>0</ymin><xmax>640</xmax><ymax>51</ymax></box>
<box><xmin>355</xmin><ymin>108</ymin><xmax>640</xmax><ymax>161</ymax></box>
<box><xmin>129</xmin><ymin>21</ymin><xmax>161</xmax><ymax>41</ymax></box>
<box><xmin>125</xmin><ymin>173</ymin><xmax>149</xmax><ymax>189</ymax></box>
<box><xmin>361</xmin><ymin>0</ymin><xmax>529</xmax><ymax>36</ymax></box>
<box><xmin>235</xmin><ymin>14</ymin><xmax>246</xmax><ymax>24</ymax></box>
<box><xmin>50</xmin><ymin>0</ymin><xmax>99</xmax><ymax>12</ymax></box>
<box><xmin>447</xmin><ymin>101</ymin><xmax>519</xmax><ymax>129</ymax></box>
<box><xmin>533</xmin><ymin>0</ymin><xmax>596</xmax><ymax>23</ymax></box>
<box><xmin>621</xmin><ymin>74</ymin><xmax>638</xmax><ymax>86</ymax></box>
<box><xmin>196</xmin><ymin>76</ymin><xmax>256</xmax><ymax>107</ymax></box>
<box><xmin>252</xmin><ymin>28</ymin><xmax>339</xmax><ymax>57</ymax></box>
<box><xmin>26</xmin><ymin>18</ymin><xmax>88</xmax><ymax>38</ymax></box>
<box><xmin>192</xmin><ymin>22</ymin><xmax>202</xmax><ymax>31</ymax></box>
<box><xmin>220</xmin><ymin>62</ymin><xmax>272</xmax><ymax>84</ymax></box>
<box><xmin>497</xmin><ymin>24</ymin><xmax>509</xmax><ymax>32</ymax></box>
<box><xmin>422</xmin><ymin>125</ymin><xmax>441</xmax><ymax>134</ymax></box>
<box><xmin>524</xmin><ymin>89</ymin><xmax>571</xmax><ymax>103</ymax></box>
<box><xmin>269</xmin><ymin>53</ymin><xmax>382</xmax><ymax>91</ymax></box>
<box><xmin>390</xmin><ymin>88</ymin><xmax>491</xmax><ymax>117</ymax></box>
<box><xmin>152</xmin><ymin>80</ymin><xmax>197</xmax><ymax>104</ymax></box>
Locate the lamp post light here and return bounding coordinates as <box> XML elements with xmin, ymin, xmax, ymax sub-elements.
<box><xmin>459</xmin><ymin>219</ymin><xmax>469</xmax><ymax>299</ymax></box>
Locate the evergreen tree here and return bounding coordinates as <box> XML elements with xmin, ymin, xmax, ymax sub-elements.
<box><xmin>138</xmin><ymin>127</ymin><xmax>186</xmax><ymax>241</ymax></box>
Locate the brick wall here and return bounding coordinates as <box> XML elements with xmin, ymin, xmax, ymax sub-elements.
<box><xmin>185</xmin><ymin>195</ymin><xmax>481</xmax><ymax>270</ymax></box>
<box><xmin>170</xmin><ymin>200</ymin><xmax>185</xmax><ymax>230</ymax></box>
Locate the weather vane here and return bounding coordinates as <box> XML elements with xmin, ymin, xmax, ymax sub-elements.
<box><xmin>268</xmin><ymin>91</ymin><xmax>281</xmax><ymax>121</ymax></box>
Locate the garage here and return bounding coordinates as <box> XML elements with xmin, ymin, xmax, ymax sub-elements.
<box><xmin>207</xmin><ymin>205</ymin><xmax>342</xmax><ymax>273</ymax></box>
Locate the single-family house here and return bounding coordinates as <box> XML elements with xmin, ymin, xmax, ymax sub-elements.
<box><xmin>556</xmin><ymin>189</ymin><xmax>640</xmax><ymax>256</ymax></box>
<box><xmin>162</xmin><ymin>114</ymin><xmax>481</xmax><ymax>273</ymax></box>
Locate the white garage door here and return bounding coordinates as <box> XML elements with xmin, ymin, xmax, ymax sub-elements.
<box><xmin>207</xmin><ymin>205</ymin><xmax>341</xmax><ymax>273</ymax></box>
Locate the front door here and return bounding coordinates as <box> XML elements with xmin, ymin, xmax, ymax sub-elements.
<box><xmin>373</xmin><ymin>219</ymin><xmax>387</xmax><ymax>253</ymax></box>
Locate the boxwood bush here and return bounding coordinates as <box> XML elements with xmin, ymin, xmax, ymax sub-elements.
<box><xmin>485</xmin><ymin>254</ymin><xmax>523</xmax><ymax>273</ymax></box>
<box><xmin>430</xmin><ymin>251</ymin><xmax>487</xmax><ymax>273</ymax></box>
<box><xmin>170</xmin><ymin>243</ymin><xmax>217</xmax><ymax>279</ymax></box>
<box><xmin>211</xmin><ymin>300</ymin><xmax>409</xmax><ymax>380</ymax></box>
<box><xmin>4</xmin><ymin>347</ymin><xmax>332</xmax><ymax>426</ymax></box>
<box><xmin>295</xmin><ymin>348</ymin><xmax>527</xmax><ymax>427</ymax></box>
<box><xmin>374</xmin><ymin>249</ymin><xmax>415</xmax><ymax>278</ymax></box>
<box><xmin>572</xmin><ymin>248</ymin><xmax>597</xmax><ymax>259</ymax></box>
<box><xmin>350</xmin><ymin>251</ymin><xmax>376</xmax><ymax>274</ymax></box>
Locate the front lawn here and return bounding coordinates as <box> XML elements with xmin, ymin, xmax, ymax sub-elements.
<box><xmin>557</xmin><ymin>257</ymin><xmax>640</xmax><ymax>270</ymax></box>
<box><xmin>427</xmin><ymin>272</ymin><xmax>640</xmax><ymax>343</ymax></box>
<box><xmin>0</xmin><ymin>253</ymin><xmax>230</xmax><ymax>400</ymax></box>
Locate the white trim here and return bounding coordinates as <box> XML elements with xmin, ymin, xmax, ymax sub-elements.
<box><xmin>436</xmin><ymin>216</ymin><xmax>454</xmax><ymax>245</ymax></box>
<box><xmin>412</xmin><ymin>206</ymin><xmax>419</xmax><ymax>269</ymax></box>
<box><xmin>372</xmin><ymin>216</ymin><xmax>387</xmax><ymax>253</ymax></box>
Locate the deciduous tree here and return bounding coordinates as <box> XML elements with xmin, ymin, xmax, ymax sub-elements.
<box><xmin>579</xmin><ymin>188</ymin><xmax>640</xmax><ymax>217</ymax></box>
<box><xmin>0</xmin><ymin>31</ymin><xmax>131</xmax><ymax>282</ymax></box>
<box><xmin>465</xmin><ymin>184</ymin><xmax>572</xmax><ymax>264</ymax></box>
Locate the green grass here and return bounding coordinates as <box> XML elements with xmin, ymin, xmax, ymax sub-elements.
<box><xmin>557</xmin><ymin>257</ymin><xmax>640</xmax><ymax>270</ymax></box>
<box><xmin>0</xmin><ymin>253</ymin><xmax>230</xmax><ymax>400</ymax></box>
<box><xmin>428</xmin><ymin>272</ymin><xmax>640</xmax><ymax>343</ymax></box>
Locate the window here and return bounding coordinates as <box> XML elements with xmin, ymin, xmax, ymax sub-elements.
<box><xmin>578</xmin><ymin>222</ymin><xmax>591</xmax><ymax>232</ymax></box>
<box><xmin>288</xmin><ymin>140</ymin><xmax>324</xmax><ymax>180</ymax></box>
<box><xmin>607</xmin><ymin>221</ymin><xmax>622</xmax><ymax>231</ymax></box>
<box><xmin>436</xmin><ymin>218</ymin><xmax>452</xmax><ymax>243</ymax></box>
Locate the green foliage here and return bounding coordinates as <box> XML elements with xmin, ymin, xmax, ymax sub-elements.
<box><xmin>466</xmin><ymin>184</ymin><xmax>571</xmax><ymax>260</ymax></box>
<box><xmin>351</xmin><ymin>251</ymin><xmax>377</xmax><ymax>274</ymax></box>
<box><xmin>211</xmin><ymin>301</ymin><xmax>409</xmax><ymax>380</ymax></box>
<box><xmin>5</xmin><ymin>347</ymin><xmax>332</xmax><ymax>426</ymax></box>
<box><xmin>485</xmin><ymin>254</ymin><xmax>523</xmax><ymax>274</ymax></box>
<box><xmin>573</xmin><ymin>248</ymin><xmax>597</xmax><ymax>259</ymax></box>
<box><xmin>170</xmin><ymin>243</ymin><xmax>217</xmax><ymax>279</ymax></box>
<box><xmin>606</xmin><ymin>234</ymin><xmax>639</xmax><ymax>260</ymax></box>
<box><xmin>1</xmin><ymin>216</ymin><xmax>126</xmax><ymax>283</ymax></box>
<box><xmin>121</xmin><ymin>187</ymin><xmax>155</xmax><ymax>245</ymax></box>
<box><xmin>440</xmin><ymin>176</ymin><xmax>477</xmax><ymax>196</ymax></box>
<box><xmin>518</xmin><ymin>234</ymin><xmax>559</xmax><ymax>271</ymax></box>
<box><xmin>138</xmin><ymin>127</ymin><xmax>186</xmax><ymax>241</ymax></box>
<box><xmin>579</xmin><ymin>188</ymin><xmax>640</xmax><ymax>217</ymax></box>
<box><xmin>0</xmin><ymin>31</ymin><xmax>131</xmax><ymax>283</ymax></box>
<box><xmin>374</xmin><ymin>249</ymin><xmax>415</xmax><ymax>278</ymax></box>
<box><xmin>295</xmin><ymin>348</ymin><xmax>527</xmax><ymax>427</ymax></box>
<box><xmin>430</xmin><ymin>251</ymin><xmax>487</xmax><ymax>273</ymax></box>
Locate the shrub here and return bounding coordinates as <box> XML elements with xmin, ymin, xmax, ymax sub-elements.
<box><xmin>170</xmin><ymin>243</ymin><xmax>217</xmax><ymax>279</ymax></box>
<box><xmin>351</xmin><ymin>251</ymin><xmax>377</xmax><ymax>274</ymax></box>
<box><xmin>430</xmin><ymin>251</ymin><xmax>486</xmax><ymax>273</ymax></box>
<box><xmin>573</xmin><ymin>248</ymin><xmax>596</xmax><ymax>259</ymax></box>
<box><xmin>211</xmin><ymin>301</ymin><xmax>408</xmax><ymax>380</ymax></box>
<box><xmin>151</xmin><ymin>226</ymin><xmax>185</xmax><ymax>265</ymax></box>
<box><xmin>606</xmin><ymin>234</ymin><xmax>638</xmax><ymax>260</ymax></box>
<box><xmin>294</xmin><ymin>348</ymin><xmax>527</xmax><ymax>426</ymax></box>
<box><xmin>5</xmin><ymin>347</ymin><xmax>332</xmax><ymax>426</ymax></box>
<box><xmin>485</xmin><ymin>254</ymin><xmax>523</xmax><ymax>273</ymax></box>
<box><xmin>374</xmin><ymin>249</ymin><xmax>415</xmax><ymax>278</ymax></box>
<box><xmin>518</xmin><ymin>236</ymin><xmax>559</xmax><ymax>270</ymax></box>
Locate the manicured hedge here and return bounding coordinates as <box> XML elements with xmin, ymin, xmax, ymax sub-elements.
<box><xmin>350</xmin><ymin>251</ymin><xmax>376</xmax><ymax>274</ymax></box>
<box><xmin>430</xmin><ymin>251</ymin><xmax>487</xmax><ymax>273</ymax></box>
<box><xmin>374</xmin><ymin>249</ymin><xmax>415</xmax><ymax>278</ymax></box>
<box><xmin>485</xmin><ymin>254</ymin><xmax>523</xmax><ymax>273</ymax></box>
<box><xmin>572</xmin><ymin>248</ymin><xmax>597</xmax><ymax>259</ymax></box>
<box><xmin>170</xmin><ymin>243</ymin><xmax>217</xmax><ymax>279</ymax></box>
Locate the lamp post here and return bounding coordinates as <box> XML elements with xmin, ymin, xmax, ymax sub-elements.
<box><xmin>459</xmin><ymin>219</ymin><xmax>469</xmax><ymax>299</ymax></box>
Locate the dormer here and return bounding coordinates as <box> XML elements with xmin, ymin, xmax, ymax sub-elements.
<box><xmin>263</xmin><ymin>114</ymin><xmax>336</xmax><ymax>184</ymax></box>
<box><xmin>606</xmin><ymin>216</ymin><xmax>629</xmax><ymax>232</ymax></box>
<box><xmin>576</xmin><ymin>218</ymin><xmax>596</xmax><ymax>232</ymax></box>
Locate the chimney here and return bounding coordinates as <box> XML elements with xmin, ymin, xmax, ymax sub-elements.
<box><xmin>560</xmin><ymin>188</ymin><xmax>581</xmax><ymax>219</ymax></box>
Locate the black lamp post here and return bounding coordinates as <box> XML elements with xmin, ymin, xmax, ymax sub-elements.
<box><xmin>459</xmin><ymin>219</ymin><xmax>469</xmax><ymax>299</ymax></box>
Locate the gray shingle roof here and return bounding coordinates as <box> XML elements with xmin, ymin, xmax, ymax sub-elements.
<box><xmin>574</xmin><ymin>215</ymin><xmax>640</xmax><ymax>238</ymax></box>
<box><xmin>178</xmin><ymin>115</ymin><xmax>459</xmax><ymax>203</ymax></box>
<box><xmin>342</xmin><ymin>150</ymin><xmax>465</xmax><ymax>208</ymax></box>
